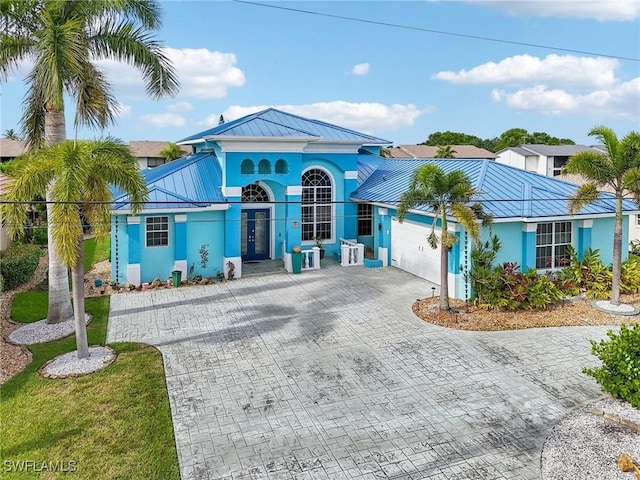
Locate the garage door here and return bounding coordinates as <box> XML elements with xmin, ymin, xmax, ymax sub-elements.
<box><xmin>391</xmin><ymin>217</ymin><xmax>440</xmax><ymax>284</ymax></box>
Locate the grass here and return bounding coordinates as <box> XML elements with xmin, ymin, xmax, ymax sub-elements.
<box><xmin>2</xmin><ymin>239</ymin><xmax>180</xmax><ymax>479</ymax></box>
<box><xmin>83</xmin><ymin>237</ymin><xmax>110</xmax><ymax>274</ymax></box>
<box><xmin>1</xmin><ymin>297</ymin><xmax>180</xmax><ymax>480</ymax></box>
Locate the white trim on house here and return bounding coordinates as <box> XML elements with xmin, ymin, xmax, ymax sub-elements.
<box><xmin>216</xmin><ymin>138</ymin><xmax>316</xmax><ymax>153</ymax></box>
<box><xmin>222</xmin><ymin>186</ymin><xmax>243</xmax><ymax>197</ymax></box>
<box><xmin>111</xmin><ymin>204</ymin><xmax>230</xmax><ymax>215</ymax></box>
<box><xmin>127</xmin><ymin>217</ymin><xmax>141</xmax><ymax>224</ymax></box>
<box><xmin>344</xmin><ymin>171</ymin><xmax>358</xmax><ymax>180</ymax></box>
<box><xmin>286</xmin><ymin>186</ymin><xmax>302</xmax><ymax>196</ymax></box>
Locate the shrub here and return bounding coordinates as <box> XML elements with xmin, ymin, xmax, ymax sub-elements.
<box><xmin>556</xmin><ymin>247</ymin><xmax>612</xmax><ymax>299</ymax></box>
<box><xmin>621</xmin><ymin>256</ymin><xmax>640</xmax><ymax>294</ymax></box>
<box><xmin>583</xmin><ymin>323</ymin><xmax>640</xmax><ymax>409</ymax></box>
<box><xmin>0</xmin><ymin>243</ymin><xmax>42</xmax><ymax>291</ymax></box>
<box><xmin>469</xmin><ymin>237</ymin><xmax>563</xmax><ymax>310</ymax></box>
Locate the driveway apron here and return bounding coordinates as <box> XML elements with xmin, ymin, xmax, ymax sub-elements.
<box><xmin>107</xmin><ymin>263</ymin><xmax>609</xmax><ymax>480</ymax></box>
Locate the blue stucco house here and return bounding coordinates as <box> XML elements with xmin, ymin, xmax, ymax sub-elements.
<box><xmin>111</xmin><ymin>108</ymin><xmax>637</xmax><ymax>299</ymax></box>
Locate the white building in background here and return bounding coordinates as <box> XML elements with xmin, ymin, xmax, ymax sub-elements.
<box><xmin>496</xmin><ymin>144</ymin><xmax>640</xmax><ymax>245</ymax></box>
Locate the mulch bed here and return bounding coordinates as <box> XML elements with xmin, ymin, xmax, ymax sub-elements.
<box><xmin>413</xmin><ymin>294</ymin><xmax>640</xmax><ymax>331</ymax></box>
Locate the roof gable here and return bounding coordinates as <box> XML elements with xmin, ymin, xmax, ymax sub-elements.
<box><xmin>113</xmin><ymin>152</ymin><xmax>223</xmax><ymax>210</ymax></box>
<box><xmin>387</xmin><ymin>145</ymin><xmax>497</xmax><ymax>159</ymax></box>
<box><xmin>178</xmin><ymin>108</ymin><xmax>391</xmax><ymax>145</ymax></box>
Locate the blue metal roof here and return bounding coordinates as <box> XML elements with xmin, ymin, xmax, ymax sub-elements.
<box><xmin>113</xmin><ymin>152</ymin><xmax>224</xmax><ymax>210</ymax></box>
<box><xmin>178</xmin><ymin>108</ymin><xmax>391</xmax><ymax>145</ymax></box>
<box><xmin>352</xmin><ymin>158</ymin><xmax>636</xmax><ymax>220</ymax></box>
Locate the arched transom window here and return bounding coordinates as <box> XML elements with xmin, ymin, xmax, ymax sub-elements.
<box><xmin>301</xmin><ymin>168</ymin><xmax>332</xmax><ymax>241</ymax></box>
<box><xmin>242</xmin><ymin>184</ymin><xmax>270</xmax><ymax>203</ymax></box>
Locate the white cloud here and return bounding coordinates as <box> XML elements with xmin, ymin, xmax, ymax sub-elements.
<box><xmin>97</xmin><ymin>47</ymin><xmax>245</xmax><ymax>100</ymax></box>
<box><xmin>467</xmin><ymin>0</ymin><xmax>639</xmax><ymax>21</ymax></box>
<box><xmin>167</xmin><ymin>101</ymin><xmax>193</xmax><ymax>112</ymax></box>
<box><xmin>141</xmin><ymin>113</ymin><xmax>186</xmax><ymax>128</ymax></box>
<box><xmin>114</xmin><ymin>103</ymin><xmax>132</xmax><ymax>118</ymax></box>
<box><xmin>350</xmin><ymin>63</ymin><xmax>371</xmax><ymax>76</ymax></box>
<box><xmin>492</xmin><ymin>78</ymin><xmax>640</xmax><ymax>120</ymax></box>
<box><xmin>197</xmin><ymin>102</ymin><xmax>431</xmax><ymax>135</ymax></box>
<box><xmin>434</xmin><ymin>54</ymin><xmax>618</xmax><ymax>89</ymax></box>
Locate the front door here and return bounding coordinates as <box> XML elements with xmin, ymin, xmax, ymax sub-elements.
<box><xmin>242</xmin><ymin>209</ymin><xmax>270</xmax><ymax>261</ymax></box>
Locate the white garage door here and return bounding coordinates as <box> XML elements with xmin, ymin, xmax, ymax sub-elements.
<box><xmin>391</xmin><ymin>217</ymin><xmax>441</xmax><ymax>285</ymax></box>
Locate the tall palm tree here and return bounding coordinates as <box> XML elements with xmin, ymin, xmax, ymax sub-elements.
<box><xmin>564</xmin><ymin>126</ymin><xmax>640</xmax><ymax>305</ymax></box>
<box><xmin>435</xmin><ymin>145</ymin><xmax>457</xmax><ymax>158</ymax></box>
<box><xmin>398</xmin><ymin>164</ymin><xmax>487</xmax><ymax>310</ymax></box>
<box><xmin>1</xmin><ymin>139</ymin><xmax>147</xmax><ymax>358</ymax></box>
<box><xmin>0</xmin><ymin>0</ymin><xmax>178</xmax><ymax>324</ymax></box>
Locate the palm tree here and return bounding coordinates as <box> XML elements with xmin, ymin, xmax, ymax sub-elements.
<box><xmin>564</xmin><ymin>126</ymin><xmax>640</xmax><ymax>305</ymax></box>
<box><xmin>435</xmin><ymin>145</ymin><xmax>457</xmax><ymax>158</ymax></box>
<box><xmin>397</xmin><ymin>164</ymin><xmax>486</xmax><ymax>310</ymax></box>
<box><xmin>159</xmin><ymin>143</ymin><xmax>186</xmax><ymax>163</ymax></box>
<box><xmin>3</xmin><ymin>129</ymin><xmax>21</xmax><ymax>140</ymax></box>
<box><xmin>1</xmin><ymin>139</ymin><xmax>147</xmax><ymax>358</ymax></box>
<box><xmin>0</xmin><ymin>0</ymin><xmax>178</xmax><ymax>324</ymax></box>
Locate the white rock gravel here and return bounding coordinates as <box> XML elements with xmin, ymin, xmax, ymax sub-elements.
<box><xmin>39</xmin><ymin>346</ymin><xmax>116</xmax><ymax>378</ymax></box>
<box><xmin>542</xmin><ymin>397</ymin><xmax>640</xmax><ymax>480</ymax></box>
<box><xmin>593</xmin><ymin>300</ymin><xmax>640</xmax><ymax>316</ymax></box>
<box><xmin>7</xmin><ymin>314</ymin><xmax>91</xmax><ymax>345</ymax></box>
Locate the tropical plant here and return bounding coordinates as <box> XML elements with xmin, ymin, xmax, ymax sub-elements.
<box><xmin>583</xmin><ymin>323</ymin><xmax>640</xmax><ymax>409</ymax></box>
<box><xmin>397</xmin><ymin>164</ymin><xmax>489</xmax><ymax>310</ymax></box>
<box><xmin>159</xmin><ymin>143</ymin><xmax>186</xmax><ymax>163</ymax></box>
<box><xmin>555</xmin><ymin>247</ymin><xmax>612</xmax><ymax>299</ymax></box>
<box><xmin>435</xmin><ymin>145</ymin><xmax>456</xmax><ymax>158</ymax></box>
<box><xmin>0</xmin><ymin>139</ymin><xmax>147</xmax><ymax>358</ymax></box>
<box><xmin>0</xmin><ymin>0</ymin><xmax>178</xmax><ymax>323</ymax></box>
<box><xmin>2</xmin><ymin>128</ymin><xmax>22</xmax><ymax>140</ymax></box>
<box><xmin>564</xmin><ymin>126</ymin><xmax>640</xmax><ymax>305</ymax></box>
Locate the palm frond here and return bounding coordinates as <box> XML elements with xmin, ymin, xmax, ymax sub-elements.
<box><xmin>588</xmin><ymin>125</ymin><xmax>619</xmax><ymax>164</ymax></box>
<box><xmin>564</xmin><ymin>150</ymin><xmax>614</xmax><ymax>185</ymax></box>
<box><xmin>450</xmin><ymin>203</ymin><xmax>480</xmax><ymax>243</ymax></box>
<box><xmin>73</xmin><ymin>62</ymin><xmax>117</xmax><ymax>131</ymax></box>
<box><xmin>19</xmin><ymin>74</ymin><xmax>46</xmax><ymax>149</ymax></box>
<box><xmin>567</xmin><ymin>183</ymin><xmax>601</xmax><ymax>214</ymax></box>
<box><xmin>90</xmin><ymin>20</ymin><xmax>179</xmax><ymax>99</ymax></box>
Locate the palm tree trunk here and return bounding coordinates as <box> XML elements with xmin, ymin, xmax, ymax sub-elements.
<box><xmin>44</xmin><ymin>104</ymin><xmax>74</xmax><ymax>324</ymax></box>
<box><xmin>611</xmin><ymin>197</ymin><xmax>623</xmax><ymax>305</ymax></box>
<box><xmin>71</xmin><ymin>237</ymin><xmax>89</xmax><ymax>359</ymax></box>
<box><xmin>439</xmin><ymin>214</ymin><xmax>450</xmax><ymax>311</ymax></box>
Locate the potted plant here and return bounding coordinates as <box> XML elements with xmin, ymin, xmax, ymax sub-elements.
<box><xmin>315</xmin><ymin>235</ymin><xmax>325</xmax><ymax>259</ymax></box>
<box><xmin>291</xmin><ymin>245</ymin><xmax>303</xmax><ymax>274</ymax></box>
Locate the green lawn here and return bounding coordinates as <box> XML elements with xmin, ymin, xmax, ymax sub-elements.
<box><xmin>1</xmin><ymin>241</ymin><xmax>180</xmax><ymax>480</ymax></box>
<box><xmin>83</xmin><ymin>237</ymin><xmax>110</xmax><ymax>274</ymax></box>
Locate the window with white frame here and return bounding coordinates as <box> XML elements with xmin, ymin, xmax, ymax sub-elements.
<box><xmin>147</xmin><ymin>157</ymin><xmax>166</xmax><ymax>168</ymax></box>
<box><xmin>146</xmin><ymin>216</ymin><xmax>169</xmax><ymax>247</ymax></box>
<box><xmin>357</xmin><ymin>203</ymin><xmax>373</xmax><ymax>236</ymax></box>
<box><xmin>551</xmin><ymin>156</ymin><xmax>569</xmax><ymax>176</ymax></box>
<box><xmin>301</xmin><ymin>168</ymin><xmax>332</xmax><ymax>241</ymax></box>
<box><xmin>536</xmin><ymin>221</ymin><xmax>571</xmax><ymax>269</ymax></box>
<box><xmin>636</xmin><ymin>214</ymin><xmax>640</xmax><ymax>226</ymax></box>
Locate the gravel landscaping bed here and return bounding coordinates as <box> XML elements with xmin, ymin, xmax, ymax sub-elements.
<box><xmin>542</xmin><ymin>397</ymin><xmax>640</xmax><ymax>480</ymax></box>
<box><xmin>39</xmin><ymin>346</ymin><xmax>116</xmax><ymax>378</ymax></box>
<box><xmin>8</xmin><ymin>314</ymin><xmax>91</xmax><ymax>345</ymax></box>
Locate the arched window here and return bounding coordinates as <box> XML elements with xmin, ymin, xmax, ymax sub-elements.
<box><xmin>301</xmin><ymin>168</ymin><xmax>332</xmax><ymax>241</ymax></box>
<box><xmin>258</xmin><ymin>159</ymin><xmax>271</xmax><ymax>174</ymax></box>
<box><xmin>241</xmin><ymin>159</ymin><xmax>254</xmax><ymax>174</ymax></box>
<box><xmin>275</xmin><ymin>159</ymin><xmax>288</xmax><ymax>174</ymax></box>
<box><xmin>242</xmin><ymin>184</ymin><xmax>270</xmax><ymax>203</ymax></box>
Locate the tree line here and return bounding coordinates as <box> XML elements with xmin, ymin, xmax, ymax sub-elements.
<box><xmin>422</xmin><ymin>128</ymin><xmax>576</xmax><ymax>153</ymax></box>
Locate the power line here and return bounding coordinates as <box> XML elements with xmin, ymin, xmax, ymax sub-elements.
<box><xmin>233</xmin><ymin>0</ymin><xmax>640</xmax><ymax>62</ymax></box>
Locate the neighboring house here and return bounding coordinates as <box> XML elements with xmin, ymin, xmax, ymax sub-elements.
<box><xmin>110</xmin><ymin>109</ymin><xmax>635</xmax><ymax>299</ymax></box>
<box><xmin>495</xmin><ymin>144</ymin><xmax>640</xmax><ymax>243</ymax></box>
<box><xmin>386</xmin><ymin>144</ymin><xmax>496</xmax><ymax>160</ymax></box>
<box><xmin>0</xmin><ymin>139</ymin><xmax>28</xmax><ymax>162</ymax></box>
<box><xmin>495</xmin><ymin>144</ymin><xmax>606</xmax><ymax>177</ymax></box>
<box><xmin>0</xmin><ymin>173</ymin><xmax>12</xmax><ymax>250</ymax></box>
<box><xmin>129</xmin><ymin>141</ymin><xmax>191</xmax><ymax>169</ymax></box>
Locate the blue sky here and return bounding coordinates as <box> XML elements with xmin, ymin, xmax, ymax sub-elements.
<box><xmin>2</xmin><ymin>1</ymin><xmax>639</xmax><ymax>147</ymax></box>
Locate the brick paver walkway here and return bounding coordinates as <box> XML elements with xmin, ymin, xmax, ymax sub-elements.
<box><xmin>107</xmin><ymin>262</ymin><xmax>608</xmax><ymax>480</ymax></box>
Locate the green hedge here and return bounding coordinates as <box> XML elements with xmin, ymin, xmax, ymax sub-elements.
<box><xmin>0</xmin><ymin>243</ymin><xmax>42</xmax><ymax>291</ymax></box>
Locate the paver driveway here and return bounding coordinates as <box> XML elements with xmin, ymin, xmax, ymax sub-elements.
<box><xmin>107</xmin><ymin>262</ymin><xmax>609</xmax><ymax>480</ymax></box>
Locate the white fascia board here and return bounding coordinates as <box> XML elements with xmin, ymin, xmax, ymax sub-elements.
<box><xmin>111</xmin><ymin>204</ymin><xmax>229</xmax><ymax>215</ymax></box>
<box><xmin>176</xmin><ymin>139</ymin><xmax>205</xmax><ymax>146</ymax></box>
<box><xmin>303</xmin><ymin>142</ymin><xmax>364</xmax><ymax>154</ymax></box>
<box><xmin>213</xmin><ymin>137</ymin><xmax>317</xmax><ymax>153</ymax></box>
<box><xmin>496</xmin><ymin>213</ymin><xmax>617</xmax><ymax>223</ymax></box>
